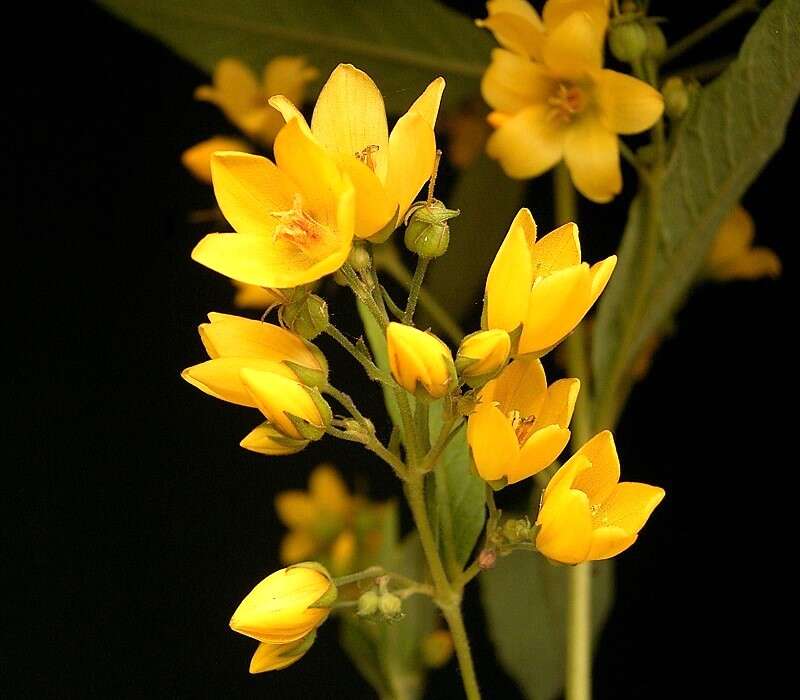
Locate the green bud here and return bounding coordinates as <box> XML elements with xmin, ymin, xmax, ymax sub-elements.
<box><xmin>281</xmin><ymin>294</ymin><xmax>329</xmax><ymax>340</ymax></box>
<box><xmin>286</xmin><ymin>387</ymin><xmax>332</xmax><ymax>441</ymax></box>
<box><xmin>502</xmin><ymin>517</ymin><xmax>534</xmax><ymax>544</ymax></box>
<box><xmin>357</xmin><ymin>590</ymin><xmax>380</xmax><ymax>617</ymax></box>
<box><xmin>347</xmin><ymin>244</ymin><xmax>371</xmax><ymax>273</ymax></box>
<box><xmin>662</xmin><ymin>76</ymin><xmax>690</xmax><ymax>120</ymax></box>
<box><xmin>609</xmin><ymin>21</ymin><xmax>648</xmax><ymax>64</ymax></box>
<box><xmin>403</xmin><ymin>199</ymin><xmax>460</xmax><ymax>258</ymax></box>
<box><xmin>378</xmin><ymin>593</ymin><xmax>403</xmax><ymax>621</ymax></box>
<box><xmin>643</xmin><ymin>22</ymin><xmax>667</xmax><ymax>61</ymax></box>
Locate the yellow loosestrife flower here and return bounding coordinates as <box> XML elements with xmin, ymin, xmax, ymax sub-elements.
<box><xmin>248</xmin><ymin>632</ymin><xmax>317</xmax><ymax>674</ymax></box>
<box><xmin>706</xmin><ymin>205</ymin><xmax>781</xmax><ymax>281</ymax></box>
<box><xmin>536</xmin><ymin>431</ymin><xmax>664</xmax><ymax>564</ymax></box>
<box><xmin>182</xmin><ymin>136</ymin><xmax>251</xmax><ymax>183</ymax></box>
<box><xmin>229</xmin><ymin>564</ymin><xmax>334</xmax><ymax>644</ymax></box>
<box><xmin>467</xmin><ymin>357</ymin><xmax>578</xmax><ymax>485</ymax></box>
<box><xmin>269</xmin><ymin>63</ymin><xmax>446</xmax><ymax>237</ymax></box>
<box><xmin>478</xmin><ymin>0</ymin><xmax>663</xmax><ymax>202</ymax></box>
<box><xmin>191</xmin><ymin>119</ymin><xmax>355</xmax><ymax>288</ymax></box>
<box><xmin>455</xmin><ymin>329</ymin><xmax>511</xmax><ymax>384</ymax></box>
<box><xmin>195</xmin><ymin>57</ymin><xmax>318</xmax><ymax>147</ymax></box>
<box><xmin>387</xmin><ymin>323</ymin><xmax>455</xmax><ymax>399</ymax></box>
<box><xmin>485</xmin><ymin>208</ymin><xmax>616</xmax><ymax>356</ymax></box>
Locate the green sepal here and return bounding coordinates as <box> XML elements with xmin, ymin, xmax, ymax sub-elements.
<box><xmin>282</xmin><ymin>360</ymin><xmax>329</xmax><ymax>390</ymax></box>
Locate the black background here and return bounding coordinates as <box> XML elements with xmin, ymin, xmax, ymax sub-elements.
<box><xmin>9</xmin><ymin>1</ymin><xmax>795</xmax><ymax>698</ymax></box>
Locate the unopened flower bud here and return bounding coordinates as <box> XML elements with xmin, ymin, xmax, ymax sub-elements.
<box><xmin>456</xmin><ymin>329</ymin><xmax>511</xmax><ymax>387</ymax></box>
<box><xmin>662</xmin><ymin>76</ymin><xmax>690</xmax><ymax>120</ymax></box>
<box><xmin>347</xmin><ymin>245</ymin><xmax>371</xmax><ymax>273</ymax></box>
<box><xmin>387</xmin><ymin>323</ymin><xmax>456</xmax><ymax>400</ymax></box>
<box><xmin>643</xmin><ymin>22</ymin><xmax>667</xmax><ymax>61</ymax></box>
<box><xmin>378</xmin><ymin>593</ymin><xmax>403</xmax><ymax>621</ymax></box>
<box><xmin>357</xmin><ymin>590</ymin><xmax>380</xmax><ymax>617</ymax></box>
<box><xmin>609</xmin><ymin>21</ymin><xmax>648</xmax><ymax>64</ymax></box>
<box><xmin>478</xmin><ymin>548</ymin><xmax>497</xmax><ymax>571</ymax></box>
<box><xmin>280</xmin><ymin>294</ymin><xmax>329</xmax><ymax>340</ymax></box>
<box><xmin>421</xmin><ymin>630</ymin><xmax>454</xmax><ymax>669</ymax></box>
<box><xmin>404</xmin><ymin>200</ymin><xmax>460</xmax><ymax>258</ymax></box>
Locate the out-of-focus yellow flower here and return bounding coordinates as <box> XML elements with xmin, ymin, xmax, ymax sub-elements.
<box><xmin>269</xmin><ymin>63</ymin><xmax>445</xmax><ymax>237</ymax></box>
<box><xmin>195</xmin><ymin>57</ymin><xmax>318</xmax><ymax>147</ymax></box>
<box><xmin>191</xmin><ymin>120</ymin><xmax>355</xmax><ymax>288</ymax></box>
<box><xmin>456</xmin><ymin>329</ymin><xmax>511</xmax><ymax>385</ymax></box>
<box><xmin>182</xmin><ymin>312</ymin><xmax>327</xmax><ymax>408</ymax></box>
<box><xmin>706</xmin><ymin>205</ymin><xmax>781</xmax><ymax>281</ymax></box>
<box><xmin>536</xmin><ymin>431</ymin><xmax>664</xmax><ymax>564</ymax></box>
<box><xmin>232</xmin><ymin>280</ymin><xmax>286</xmax><ymax>310</ymax></box>
<box><xmin>421</xmin><ymin>629</ymin><xmax>454</xmax><ymax>669</ymax></box>
<box><xmin>467</xmin><ymin>357</ymin><xmax>578</xmax><ymax>485</ymax></box>
<box><xmin>248</xmin><ymin>632</ymin><xmax>317</xmax><ymax>674</ymax></box>
<box><xmin>441</xmin><ymin>102</ymin><xmax>491</xmax><ymax>169</ymax></box>
<box><xmin>478</xmin><ymin>0</ymin><xmax>663</xmax><ymax>202</ymax></box>
<box><xmin>230</xmin><ymin>564</ymin><xmax>335</xmax><ymax>644</ymax></box>
<box><xmin>484</xmin><ymin>209</ymin><xmax>616</xmax><ymax>356</ymax></box>
<box><xmin>182</xmin><ymin>136</ymin><xmax>252</xmax><ymax>183</ymax></box>
<box><xmin>387</xmin><ymin>323</ymin><xmax>455</xmax><ymax>399</ymax></box>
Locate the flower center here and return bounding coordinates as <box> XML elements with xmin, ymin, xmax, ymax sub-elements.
<box><xmin>590</xmin><ymin>503</ymin><xmax>610</xmax><ymax>526</ymax></box>
<box><xmin>508</xmin><ymin>410</ymin><xmax>537</xmax><ymax>445</ymax></box>
<box><xmin>547</xmin><ymin>84</ymin><xmax>586</xmax><ymax>124</ymax></box>
<box><xmin>271</xmin><ymin>194</ymin><xmax>328</xmax><ymax>250</ymax></box>
<box><xmin>355</xmin><ymin>144</ymin><xmax>380</xmax><ymax>171</ymax></box>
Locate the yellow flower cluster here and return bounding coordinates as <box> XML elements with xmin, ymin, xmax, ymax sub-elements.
<box><xmin>478</xmin><ymin>0</ymin><xmax>663</xmax><ymax>202</ymax></box>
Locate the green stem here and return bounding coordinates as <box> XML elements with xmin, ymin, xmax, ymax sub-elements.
<box><xmin>324</xmin><ymin>384</ymin><xmax>370</xmax><ymax>425</ymax></box>
<box><xmin>664</xmin><ymin>0</ymin><xmax>759</xmax><ymax>64</ymax></box>
<box><xmin>420</xmin><ymin>417</ymin><xmax>462</xmax><ymax>472</ymax></box>
<box><xmin>341</xmin><ymin>263</ymin><xmax>388</xmax><ymax>330</ymax></box>
<box><xmin>403</xmin><ymin>256</ymin><xmax>430</xmax><ymax>323</ymax></box>
<box><xmin>441</xmin><ymin>604</ymin><xmax>482</xmax><ymax>700</ymax></box>
<box><xmin>324</xmin><ymin>324</ymin><xmax>386</xmax><ymax>381</ymax></box>
<box><xmin>566</xmin><ymin>563</ymin><xmax>592</xmax><ymax>700</ymax></box>
<box><xmin>333</xmin><ymin>566</ymin><xmax>385</xmax><ymax>587</ymax></box>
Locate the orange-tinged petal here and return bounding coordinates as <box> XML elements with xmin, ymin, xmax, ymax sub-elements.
<box><xmin>543</xmin><ymin>453</ymin><xmax>590</xmax><ymax>501</ymax></box>
<box><xmin>586</xmin><ymin>526</ymin><xmax>637</xmax><ymax>560</ymax></box>
<box><xmin>467</xmin><ymin>403</ymin><xmax>520</xmax><ymax>481</ymax></box>
<box><xmin>309</xmin><ymin>465</ymin><xmax>351</xmax><ymax>517</ymax></box>
<box><xmin>589</xmin><ymin>256</ymin><xmax>617</xmax><ymax>305</ymax></box>
<box><xmin>182</xmin><ymin>357</ymin><xmax>297</xmax><ymax>407</ymax></box>
<box><xmin>536</xmin><ymin>486</ymin><xmax>593</xmax><ymax>564</ymax></box>
<box><xmin>280</xmin><ymin>531</ymin><xmax>318</xmax><ymax>565</ymax></box>
<box><xmin>534</xmin><ymin>377</ymin><xmax>580</xmax><ymax>429</ymax></box>
<box><xmin>594</xmin><ymin>482</ymin><xmax>665</xmax><ymax>534</ymax></box>
<box><xmin>275</xmin><ymin>491</ymin><xmax>316</xmax><ymax>529</ymax></box>
<box><xmin>530</xmin><ymin>222</ymin><xmax>582</xmax><ymax>276</ymax></box>
<box><xmin>543</xmin><ymin>0</ymin><xmax>610</xmax><ymax>35</ymax></box>
<box><xmin>563</xmin><ymin>115</ymin><xmax>621</xmax><ymax>203</ymax></box>
<box><xmin>481</xmin><ymin>49</ymin><xmax>556</xmax><ymax>114</ymax></box>
<box><xmin>487</xmin><ymin>357</ymin><xmax>548</xmax><ymax>418</ymax></box>
<box><xmin>249</xmin><ymin>638</ymin><xmax>311</xmax><ymax>673</ymax></box>
<box><xmin>507</xmin><ymin>423</ymin><xmax>570</xmax><ymax>484</ymax></box>
<box><xmin>543</xmin><ymin>11</ymin><xmax>603</xmax><ymax>79</ymax></box>
<box><xmin>210</xmin><ymin>151</ymin><xmax>296</xmax><ymax>237</ymax></box>
<box><xmin>571</xmin><ymin>430</ymin><xmax>620</xmax><ymax>505</ymax></box>
<box><xmin>485</xmin><ymin>209</ymin><xmax>536</xmax><ymax>332</ymax></box>
<box><xmin>711</xmin><ymin>248</ymin><xmax>782</xmax><ymax>280</ymax></box>
<box><xmin>596</xmin><ymin>69</ymin><xmax>664</xmax><ymax>135</ymax></box>
<box><xmin>487</xmin><ymin>104</ymin><xmax>566</xmax><ymax>179</ymax></box>
<box><xmin>241</xmin><ymin>369</ymin><xmax>323</xmax><ymax>439</ymax></box>
<box><xmin>311</xmin><ymin>64</ymin><xmax>389</xmax><ymax>182</ymax></box>
<box><xmin>407</xmin><ymin>77</ymin><xmax>446</xmax><ymax>129</ymax></box>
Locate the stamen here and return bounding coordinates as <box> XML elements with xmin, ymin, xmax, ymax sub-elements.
<box><xmin>271</xmin><ymin>194</ymin><xmax>326</xmax><ymax>248</ymax></box>
<box><xmin>547</xmin><ymin>83</ymin><xmax>586</xmax><ymax>124</ymax></box>
<box><xmin>355</xmin><ymin>144</ymin><xmax>380</xmax><ymax>171</ymax></box>
<box><xmin>508</xmin><ymin>409</ymin><xmax>537</xmax><ymax>444</ymax></box>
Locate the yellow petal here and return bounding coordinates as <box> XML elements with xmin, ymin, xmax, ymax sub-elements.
<box><xmin>311</xmin><ymin>64</ymin><xmax>389</xmax><ymax>182</ymax></box>
<box><xmin>596</xmin><ymin>69</ymin><xmax>664</xmax><ymax>135</ymax></box>
<box><xmin>249</xmin><ymin>638</ymin><xmax>310</xmax><ymax>673</ymax></box>
<box><xmin>386</xmin><ymin>323</ymin><xmax>454</xmax><ymax>398</ymax></box>
<box><xmin>518</xmin><ymin>264</ymin><xmax>592</xmax><ymax>355</ymax></box>
<box><xmin>267</xmin><ymin>95</ymin><xmax>313</xmax><ymax>136</ymax></box>
<box><xmin>710</xmin><ymin>205</ymin><xmax>755</xmax><ymax>261</ymax></box>
<box><xmin>196</xmin><ymin>58</ymin><xmax>260</xmax><ymax>118</ymax></box>
<box><xmin>588</xmin><ymin>256</ymin><xmax>617</xmax><ymax>305</ymax></box>
<box><xmin>232</xmin><ymin>281</ymin><xmax>284</xmax><ymax>310</ymax></box>
<box><xmin>543</xmin><ymin>11</ymin><xmax>603</xmax><ymax>79</ymax></box>
<box><xmin>485</xmin><ymin>209</ymin><xmax>536</xmax><ymax>332</ymax></box>
<box><xmin>586</xmin><ymin>526</ymin><xmax>637</xmax><ymax>560</ymax></box>
<box><xmin>210</xmin><ymin>151</ymin><xmax>296</xmax><ymax>237</ymax></box>
<box><xmin>456</xmin><ymin>329</ymin><xmax>511</xmax><ymax>378</ymax></box>
<box><xmin>309</xmin><ymin>465</ymin><xmax>351</xmax><ymax>517</ymax></box>
<box><xmin>240</xmin><ymin>422</ymin><xmax>308</xmax><ymax>456</ymax></box>
<box><xmin>530</xmin><ymin>222</ymin><xmax>582</xmax><ymax>277</ymax></box>
<box><xmin>542</xmin><ymin>452</ymin><xmax>590</xmax><ymax>501</ymax></box>
<box><xmin>275</xmin><ymin>491</ymin><xmax>316</xmax><ymax>529</ymax></box>
<box><xmin>280</xmin><ymin>531</ymin><xmax>318</xmax><ymax>565</ymax></box>
<box><xmin>478</xmin><ymin>0</ymin><xmax>545</xmax><ymax>59</ymax></box>
<box><xmin>535</xmin><ymin>486</ymin><xmax>593</xmax><ymax>564</ymax></box>
<box><xmin>262</xmin><ymin>56</ymin><xmax>319</xmax><ymax>105</ymax></box>
<box><xmin>481</xmin><ymin>49</ymin><xmax>556</xmax><ymax>114</ymax></box>
<box><xmin>563</xmin><ymin>115</ymin><xmax>621</xmax><ymax>203</ymax></box>
<box><xmin>711</xmin><ymin>248</ymin><xmax>782</xmax><ymax>281</ymax></box>
<box><xmin>182</xmin><ymin>137</ymin><xmax>252</xmax><ymax>183</ymax></box>
<box><xmin>487</xmin><ymin>357</ymin><xmax>548</xmax><ymax>418</ymax></box>
<box><xmin>594</xmin><ymin>482</ymin><xmax>665</xmax><ymax>534</ymax></box>
<box><xmin>487</xmin><ymin>104</ymin><xmax>566</xmax><ymax>179</ymax></box>
<box><xmin>534</xmin><ymin>377</ymin><xmax>580</xmax><ymax>429</ymax></box>
<box><xmin>182</xmin><ymin>357</ymin><xmax>296</xmax><ymax>407</ymax></box>
<box><xmin>507</xmin><ymin>423</ymin><xmax>570</xmax><ymax>484</ymax></box>
<box><xmin>241</xmin><ymin>369</ymin><xmax>323</xmax><ymax>439</ymax></box>
<box><xmin>330</xmin><ymin>530</ymin><xmax>357</xmax><ymax>575</ymax></box>
<box><xmin>571</xmin><ymin>430</ymin><xmax>620</xmax><ymax>505</ymax></box>
<box><xmin>543</xmin><ymin>0</ymin><xmax>610</xmax><ymax>35</ymax></box>
<box><xmin>467</xmin><ymin>403</ymin><xmax>520</xmax><ymax>481</ymax></box>
<box><xmin>335</xmin><ymin>152</ymin><xmax>397</xmax><ymax>238</ymax></box>
<box><xmin>407</xmin><ymin>76</ymin><xmax>446</xmax><ymax>129</ymax></box>
<box><xmin>487</xmin><ymin>0</ymin><xmax>544</xmax><ymax>28</ymax></box>
<box><xmin>385</xmin><ymin>111</ymin><xmax>437</xmax><ymax>224</ymax></box>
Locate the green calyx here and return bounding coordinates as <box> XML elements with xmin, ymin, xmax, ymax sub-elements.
<box><xmin>403</xmin><ymin>199</ymin><xmax>460</xmax><ymax>258</ymax></box>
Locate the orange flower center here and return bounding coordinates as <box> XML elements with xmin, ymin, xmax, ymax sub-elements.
<box><xmin>547</xmin><ymin>84</ymin><xmax>586</xmax><ymax>124</ymax></box>
<box><xmin>508</xmin><ymin>410</ymin><xmax>537</xmax><ymax>445</ymax></box>
<box><xmin>271</xmin><ymin>194</ymin><xmax>328</xmax><ymax>250</ymax></box>
<box><xmin>355</xmin><ymin>144</ymin><xmax>380</xmax><ymax>171</ymax></box>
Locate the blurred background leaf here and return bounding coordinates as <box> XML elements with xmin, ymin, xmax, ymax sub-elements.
<box><xmin>593</xmin><ymin>0</ymin><xmax>800</xmax><ymax>403</ymax></box>
<box><xmin>97</xmin><ymin>0</ymin><xmax>491</xmax><ymax>113</ymax></box>
<box><xmin>481</xmin><ymin>554</ymin><xmax>614</xmax><ymax>700</ymax></box>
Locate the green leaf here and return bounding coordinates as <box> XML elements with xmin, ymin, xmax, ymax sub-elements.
<box><xmin>481</xmin><ymin>554</ymin><xmax>614</xmax><ymax>700</ymax></box>
<box><xmin>96</xmin><ymin>0</ymin><xmax>491</xmax><ymax>113</ymax></box>
<box><xmin>593</xmin><ymin>0</ymin><xmax>800</xmax><ymax>395</ymax></box>
<box><xmin>423</xmin><ymin>155</ymin><xmax>527</xmax><ymax>323</ymax></box>
<box><xmin>428</xmin><ymin>401</ymin><xmax>485</xmax><ymax>568</ymax></box>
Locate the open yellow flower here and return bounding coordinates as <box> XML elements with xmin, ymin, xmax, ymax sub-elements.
<box><xmin>269</xmin><ymin>64</ymin><xmax>445</xmax><ymax>238</ymax></box>
<box><xmin>248</xmin><ymin>632</ymin><xmax>317</xmax><ymax>674</ymax></box>
<box><xmin>536</xmin><ymin>431</ymin><xmax>664</xmax><ymax>564</ymax></box>
<box><xmin>467</xmin><ymin>357</ymin><xmax>578</xmax><ymax>485</ymax></box>
<box><xmin>195</xmin><ymin>57</ymin><xmax>318</xmax><ymax>147</ymax></box>
<box><xmin>230</xmin><ymin>564</ymin><xmax>335</xmax><ymax>644</ymax></box>
<box><xmin>706</xmin><ymin>205</ymin><xmax>781</xmax><ymax>281</ymax></box>
<box><xmin>182</xmin><ymin>136</ymin><xmax>252</xmax><ymax>183</ymax></box>
<box><xmin>191</xmin><ymin>119</ymin><xmax>355</xmax><ymax>288</ymax></box>
<box><xmin>478</xmin><ymin>0</ymin><xmax>663</xmax><ymax>202</ymax></box>
<box><xmin>485</xmin><ymin>208</ymin><xmax>616</xmax><ymax>356</ymax></box>
<box><xmin>387</xmin><ymin>323</ymin><xmax>455</xmax><ymax>399</ymax></box>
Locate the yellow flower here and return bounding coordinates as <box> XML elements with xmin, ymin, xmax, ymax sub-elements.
<box><xmin>248</xmin><ymin>632</ymin><xmax>317</xmax><ymax>674</ymax></box>
<box><xmin>195</xmin><ymin>57</ymin><xmax>318</xmax><ymax>147</ymax></box>
<box><xmin>191</xmin><ymin>119</ymin><xmax>355</xmax><ymax>288</ymax></box>
<box><xmin>387</xmin><ymin>322</ymin><xmax>455</xmax><ymax>399</ymax></box>
<box><xmin>467</xmin><ymin>357</ymin><xmax>578</xmax><ymax>485</ymax></box>
<box><xmin>240</xmin><ymin>422</ymin><xmax>308</xmax><ymax>457</ymax></box>
<box><xmin>182</xmin><ymin>136</ymin><xmax>252</xmax><ymax>183</ymax></box>
<box><xmin>232</xmin><ymin>280</ymin><xmax>286</xmax><ymax>310</ymax></box>
<box><xmin>535</xmin><ymin>431</ymin><xmax>664</xmax><ymax>564</ymax></box>
<box><xmin>478</xmin><ymin>0</ymin><xmax>663</xmax><ymax>202</ymax></box>
<box><xmin>706</xmin><ymin>205</ymin><xmax>781</xmax><ymax>281</ymax></box>
<box><xmin>269</xmin><ymin>63</ymin><xmax>446</xmax><ymax>238</ymax></box>
<box><xmin>182</xmin><ymin>312</ymin><xmax>327</xmax><ymax>408</ymax></box>
<box><xmin>455</xmin><ymin>329</ymin><xmax>511</xmax><ymax>385</ymax></box>
<box><xmin>421</xmin><ymin>629</ymin><xmax>455</xmax><ymax>669</ymax></box>
<box><xmin>484</xmin><ymin>209</ymin><xmax>616</xmax><ymax>356</ymax></box>
<box><xmin>229</xmin><ymin>564</ymin><xmax>335</xmax><ymax>644</ymax></box>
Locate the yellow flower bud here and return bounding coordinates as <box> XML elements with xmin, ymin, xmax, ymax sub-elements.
<box><xmin>248</xmin><ymin>631</ymin><xmax>317</xmax><ymax>674</ymax></box>
<box><xmin>536</xmin><ymin>432</ymin><xmax>665</xmax><ymax>564</ymax></box>
<box><xmin>661</xmin><ymin>77</ymin><xmax>690</xmax><ymax>120</ymax></box>
<box><xmin>386</xmin><ymin>323</ymin><xmax>455</xmax><ymax>399</ymax></box>
<box><xmin>421</xmin><ymin>630</ymin><xmax>454</xmax><ymax>669</ymax></box>
<box><xmin>455</xmin><ymin>329</ymin><xmax>511</xmax><ymax>386</ymax></box>
<box><xmin>239</xmin><ymin>422</ymin><xmax>309</xmax><ymax>456</ymax></box>
<box><xmin>230</xmin><ymin>565</ymin><xmax>335</xmax><ymax>644</ymax></box>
